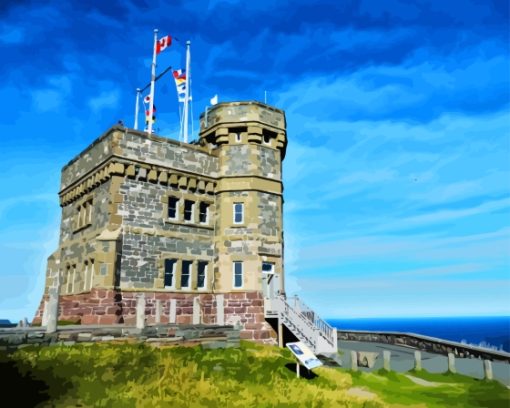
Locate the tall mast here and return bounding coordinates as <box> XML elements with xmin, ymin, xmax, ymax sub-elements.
<box><xmin>147</xmin><ymin>29</ymin><xmax>158</xmax><ymax>135</ymax></box>
<box><xmin>183</xmin><ymin>40</ymin><xmax>191</xmax><ymax>143</ymax></box>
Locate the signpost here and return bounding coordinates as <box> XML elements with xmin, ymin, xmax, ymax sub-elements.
<box><xmin>286</xmin><ymin>341</ymin><xmax>323</xmax><ymax>378</ymax></box>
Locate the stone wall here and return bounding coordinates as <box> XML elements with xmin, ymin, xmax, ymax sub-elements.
<box><xmin>117</xmin><ymin>131</ymin><xmax>218</xmax><ymax>177</ymax></box>
<box><xmin>117</xmin><ymin>176</ymin><xmax>215</xmax><ymax>290</ymax></box>
<box><xmin>33</xmin><ymin>290</ymin><xmax>274</xmax><ymax>343</ymax></box>
<box><xmin>0</xmin><ymin>324</ymin><xmax>240</xmax><ymax>351</ymax></box>
<box><xmin>61</xmin><ymin>130</ymin><xmax>115</xmax><ymax>190</ymax></box>
<box><xmin>259</xmin><ymin>145</ymin><xmax>281</xmax><ymax>179</ymax></box>
<box><xmin>119</xmin><ymin>233</ymin><xmax>214</xmax><ymax>290</ymax></box>
<box><xmin>338</xmin><ymin>330</ymin><xmax>510</xmax><ymax>363</ymax></box>
<box><xmin>60</xmin><ymin>179</ymin><xmax>112</xmax><ymax>243</ymax></box>
<box><xmin>257</xmin><ymin>192</ymin><xmax>281</xmax><ymax>237</ymax></box>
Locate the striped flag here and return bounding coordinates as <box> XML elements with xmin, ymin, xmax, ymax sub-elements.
<box><xmin>173</xmin><ymin>69</ymin><xmax>191</xmax><ymax>102</ymax></box>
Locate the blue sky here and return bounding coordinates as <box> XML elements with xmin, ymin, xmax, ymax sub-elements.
<box><xmin>0</xmin><ymin>0</ymin><xmax>508</xmax><ymax>320</ymax></box>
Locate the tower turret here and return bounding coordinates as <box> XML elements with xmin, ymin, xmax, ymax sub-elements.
<box><xmin>199</xmin><ymin>101</ymin><xmax>287</xmax><ymax>298</ymax></box>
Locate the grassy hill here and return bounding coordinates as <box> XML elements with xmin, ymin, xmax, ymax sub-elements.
<box><xmin>1</xmin><ymin>341</ymin><xmax>508</xmax><ymax>407</ymax></box>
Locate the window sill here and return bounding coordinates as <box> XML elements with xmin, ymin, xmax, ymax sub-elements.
<box><xmin>163</xmin><ymin>219</ymin><xmax>214</xmax><ymax>230</ymax></box>
<box><xmin>73</xmin><ymin>222</ymin><xmax>92</xmax><ymax>234</ymax></box>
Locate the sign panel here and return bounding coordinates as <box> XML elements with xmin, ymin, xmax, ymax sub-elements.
<box><xmin>286</xmin><ymin>341</ymin><xmax>323</xmax><ymax>370</ymax></box>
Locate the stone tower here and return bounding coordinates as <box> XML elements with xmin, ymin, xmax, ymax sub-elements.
<box><xmin>199</xmin><ymin>102</ymin><xmax>287</xmax><ymax>297</ymax></box>
<box><xmin>33</xmin><ymin>101</ymin><xmax>287</xmax><ymax>342</ymax></box>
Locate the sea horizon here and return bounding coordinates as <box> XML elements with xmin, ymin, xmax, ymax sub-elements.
<box><xmin>327</xmin><ymin>315</ymin><xmax>510</xmax><ymax>352</ymax></box>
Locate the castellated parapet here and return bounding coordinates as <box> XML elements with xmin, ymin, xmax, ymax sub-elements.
<box><xmin>34</xmin><ymin>101</ymin><xmax>287</xmax><ymax>342</ymax></box>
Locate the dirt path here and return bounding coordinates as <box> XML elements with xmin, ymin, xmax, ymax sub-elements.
<box><xmin>405</xmin><ymin>374</ymin><xmax>441</xmax><ymax>387</ymax></box>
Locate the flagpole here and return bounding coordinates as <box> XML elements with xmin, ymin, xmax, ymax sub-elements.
<box><xmin>134</xmin><ymin>88</ymin><xmax>141</xmax><ymax>130</ymax></box>
<box><xmin>148</xmin><ymin>29</ymin><xmax>158</xmax><ymax>135</ymax></box>
<box><xmin>183</xmin><ymin>40</ymin><xmax>191</xmax><ymax>143</ymax></box>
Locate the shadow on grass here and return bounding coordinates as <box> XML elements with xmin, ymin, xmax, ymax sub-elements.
<box><xmin>285</xmin><ymin>363</ymin><xmax>318</xmax><ymax>379</ymax></box>
<box><xmin>0</xmin><ymin>359</ymin><xmax>50</xmax><ymax>406</ymax></box>
<box><xmin>0</xmin><ymin>352</ymin><xmax>72</xmax><ymax>407</ymax></box>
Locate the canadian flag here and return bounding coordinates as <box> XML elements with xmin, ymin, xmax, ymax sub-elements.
<box><xmin>156</xmin><ymin>35</ymin><xmax>172</xmax><ymax>54</ymax></box>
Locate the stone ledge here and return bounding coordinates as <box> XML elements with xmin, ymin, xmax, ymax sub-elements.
<box><xmin>0</xmin><ymin>324</ymin><xmax>240</xmax><ymax>352</ymax></box>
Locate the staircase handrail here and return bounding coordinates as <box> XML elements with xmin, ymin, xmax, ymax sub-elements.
<box><xmin>291</xmin><ymin>295</ymin><xmax>336</xmax><ymax>348</ymax></box>
<box><xmin>274</xmin><ymin>296</ymin><xmax>318</xmax><ymax>348</ymax></box>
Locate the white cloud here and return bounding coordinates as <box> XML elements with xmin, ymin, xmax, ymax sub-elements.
<box><xmin>88</xmin><ymin>89</ymin><xmax>120</xmax><ymax>113</ymax></box>
<box><xmin>297</xmin><ymin>226</ymin><xmax>510</xmax><ymax>264</ymax></box>
<box><xmin>392</xmin><ymin>197</ymin><xmax>510</xmax><ymax>228</ymax></box>
<box><xmin>31</xmin><ymin>76</ymin><xmax>72</xmax><ymax>113</ymax></box>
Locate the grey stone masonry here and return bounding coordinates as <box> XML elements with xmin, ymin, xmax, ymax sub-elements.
<box><xmin>61</xmin><ymin>131</ymin><xmax>114</xmax><ymax>190</ymax></box>
<box><xmin>60</xmin><ymin>179</ymin><xmax>112</xmax><ymax>243</ymax></box>
<box><xmin>120</xmin><ymin>233</ymin><xmax>213</xmax><ymax>289</ymax></box>
<box><xmin>257</xmin><ymin>192</ymin><xmax>281</xmax><ymax>237</ymax></box>
<box><xmin>0</xmin><ymin>324</ymin><xmax>240</xmax><ymax>351</ymax></box>
<box><xmin>118</xmin><ymin>131</ymin><xmax>218</xmax><ymax>177</ymax></box>
<box><xmin>61</xmin><ymin>127</ymin><xmax>218</xmax><ymax>191</ymax></box>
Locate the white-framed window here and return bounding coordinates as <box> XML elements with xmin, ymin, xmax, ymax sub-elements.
<box><xmin>168</xmin><ymin>197</ymin><xmax>179</xmax><ymax>219</ymax></box>
<box><xmin>235</xmin><ymin>133</ymin><xmax>242</xmax><ymax>143</ymax></box>
<box><xmin>263</xmin><ymin>133</ymin><xmax>271</xmax><ymax>144</ymax></box>
<box><xmin>233</xmin><ymin>202</ymin><xmax>244</xmax><ymax>224</ymax></box>
<box><xmin>184</xmin><ymin>200</ymin><xmax>194</xmax><ymax>222</ymax></box>
<box><xmin>262</xmin><ymin>262</ymin><xmax>275</xmax><ymax>275</ymax></box>
<box><xmin>233</xmin><ymin>261</ymin><xmax>243</xmax><ymax>288</ymax></box>
<box><xmin>199</xmin><ymin>202</ymin><xmax>209</xmax><ymax>224</ymax></box>
<box><xmin>197</xmin><ymin>261</ymin><xmax>208</xmax><ymax>290</ymax></box>
<box><xmin>181</xmin><ymin>260</ymin><xmax>192</xmax><ymax>288</ymax></box>
<box><xmin>164</xmin><ymin>259</ymin><xmax>176</xmax><ymax>288</ymax></box>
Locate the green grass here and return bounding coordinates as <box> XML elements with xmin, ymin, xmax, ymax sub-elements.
<box><xmin>1</xmin><ymin>341</ymin><xmax>508</xmax><ymax>407</ymax></box>
<box><xmin>350</xmin><ymin>368</ymin><xmax>509</xmax><ymax>408</ymax></box>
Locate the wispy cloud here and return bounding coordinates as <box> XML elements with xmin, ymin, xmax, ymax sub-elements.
<box><xmin>88</xmin><ymin>89</ymin><xmax>120</xmax><ymax>113</ymax></box>
<box><xmin>31</xmin><ymin>76</ymin><xmax>72</xmax><ymax>113</ymax></box>
<box><xmin>0</xmin><ymin>193</ymin><xmax>55</xmax><ymax>220</ymax></box>
<box><xmin>278</xmin><ymin>46</ymin><xmax>509</xmax><ymax>122</ymax></box>
<box><xmin>297</xmin><ymin>226</ymin><xmax>510</xmax><ymax>265</ymax></box>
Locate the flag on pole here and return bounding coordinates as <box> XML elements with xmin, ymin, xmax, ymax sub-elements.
<box><xmin>210</xmin><ymin>94</ymin><xmax>218</xmax><ymax>105</ymax></box>
<box><xmin>156</xmin><ymin>35</ymin><xmax>172</xmax><ymax>54</ymax></box>
<box><xmin>143</xmin><ymin>95</ymin><xmax>156</xmax><ymax>125</ymax></box>
<box><xmin>173</xmin><ymin>69</ymin><xmax>191</xmax><ymax>102</ymax></box>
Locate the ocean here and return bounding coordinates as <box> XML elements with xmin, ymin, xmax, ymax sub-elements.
<box><xmin>327</xmin><ymin>316</ymin><xmax>510</xmax><ymax>352</ymax></box>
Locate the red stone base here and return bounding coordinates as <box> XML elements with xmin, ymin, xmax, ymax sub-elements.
<box><xmin>33</xmin><ymin>289</ymin><xmax>276</xmax><ymax>343</ymax></box>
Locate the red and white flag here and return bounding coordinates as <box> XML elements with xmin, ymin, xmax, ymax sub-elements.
<box><xmin>156</xmin><ymin>35</ymin><xmax>172</xmax><ymax>54</ymax></box>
